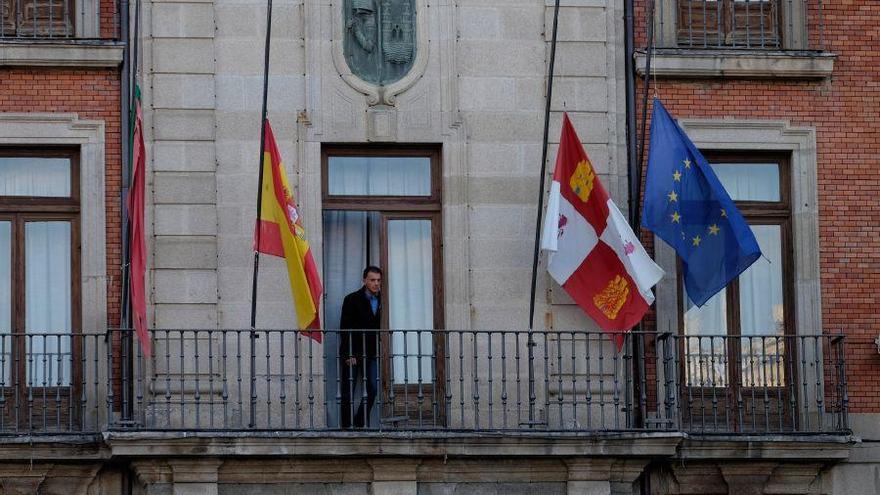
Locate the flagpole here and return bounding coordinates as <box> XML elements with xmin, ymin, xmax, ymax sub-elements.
<box><xmin>250</xmin><ymin>0</ymin><xmax>273</xmax><ymax>330</ymax></box>
<box><xmin>636</xmin><ymin>0</ymin><xmax>655</xmax><ymax>222</ymax></box>
<box><xmin>249</xmin><ymin>0</ymin><xmax>273</xmax><ymax>427</ymax></box>
<box><xmin>527</xmin><ymin>0</ymin><xmax>561</xmax><ymax>425</ymax></box>
<box><xmin>630</xmin><ymin>0</ymin><xmax>655</xmax><ymax>429</ymax></box>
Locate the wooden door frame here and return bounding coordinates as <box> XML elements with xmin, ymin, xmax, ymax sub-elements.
<box><xmin>0</xmin><ymin>147</ymin><xmax>81</xmax><ymax>430</ymax></box>
<box><xmin>377</xmin><ymin>212</ymin><xmax>446</xmax><ymax>426</ymax></box>
<box><xmin>675</xmin><ymin>152</ymin><xmax>796</xmax><ymax>432</ymax></box>
<box><xmin>322</xmin><ymin>144</ymin><xmax>446</xmax><ymax>426</ymax></box>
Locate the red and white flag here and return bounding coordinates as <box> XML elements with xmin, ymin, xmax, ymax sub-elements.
<box><xmin>540</xmin><ymin>113</ymin><xmax>663</xmax><ymax>347</ymax></box>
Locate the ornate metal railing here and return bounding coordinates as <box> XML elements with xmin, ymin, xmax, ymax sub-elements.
<box><xmin>0</xmin><ymin>329</ymin><xmax>848</xmax><ymax>436</ymax></box>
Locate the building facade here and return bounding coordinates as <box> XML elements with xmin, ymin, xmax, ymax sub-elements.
<box><xmin>0</xmin><ymin>0</ymin><xmax>874</xmax><ymax>494</ymax></box>
<box><xmin>634</xmin><ymin>0</ymin><xmax>879</xmax><ymax>493</ymax></box>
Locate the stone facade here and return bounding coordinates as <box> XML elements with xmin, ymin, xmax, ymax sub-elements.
<box><xmin>0</xmin><ymin>0</ymin><xmax>877</xmax><ymax>494</ymax></box>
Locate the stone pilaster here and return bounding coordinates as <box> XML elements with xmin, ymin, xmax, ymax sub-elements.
<box><xmin>368</xmin><ymin>458</ymin><xmax>421</xmax><ymax>495</ymax></box>
<box><xmin>131</xmin><ymin>461</ymin><xmax>174</xmax><ymax>495</ymax></box>
<box><xmin>564</xmin><ymin>458</ymin><xmax>649</xmax><ymax>495</ymax></box>
<box><xmin>170</xmin><ymin>459</ymin><xmax>223</xmax><ymax>495</ymax></box>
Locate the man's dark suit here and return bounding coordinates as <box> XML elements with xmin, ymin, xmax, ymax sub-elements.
<box><xmin>338</xmin><ymin>287</ymin><xmax>380</xmax><ymax>427</ymax></box>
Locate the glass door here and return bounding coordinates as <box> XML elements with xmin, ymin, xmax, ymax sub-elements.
<box><xmin>379</xmin><ymin>214</ymin><xmax>444</xmax><ymax>427</ymax></box>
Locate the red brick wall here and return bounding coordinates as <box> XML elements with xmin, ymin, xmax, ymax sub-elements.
<box><xmin>0</xmin><ymin>68</ymin><xmax>123</xmax><ymax>330</ymax></box>
<box><xmin>634</xmin><ymin>2</ymin><xmax>880</xmax><ymax>413</ymax></box>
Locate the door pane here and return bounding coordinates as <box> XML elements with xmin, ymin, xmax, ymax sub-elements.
<box><xmin>0</xmin><ymin>157</ymin><xmax>71</xmax><ymax>197</ymax></box>
<box><xmin>322</xmin><ymin>210</ymin><xmax>380</xmax><ymax>427</ymax></box>
<box><xmin>682</xmin><ymin>288</ymin><xmax>728</xmax><ymax>387</ymax></box>
<box><xmin>327</xmin><ymin>156</ymin><xmax>431</xmax><ymax>196</ymax></box>
<box><xmin>739</xmin><ymin>224</ymin><xmax>785</xmax><ymax>387</ymax></box>
<box><xmin>25</xmin><ymin>221</ymin><xmax>71</xmax><ymax>387</ymax></box>
<box><xmin>0</xmin><ymin>222</ymin><xmax>9</xmax><ymax>385</ymax></box>
<box><xmin>387</xmin><ymin>219</ymin><xmax>433</xmax><ymax>383</ymax></box>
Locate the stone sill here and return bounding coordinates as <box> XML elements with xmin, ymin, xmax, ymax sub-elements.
<box><xmin>635</xmin><ymin>49</ymin><xmax>836</xmax><ymax>79</ymax></box>
<box><xmin>679</xmin><ymin>434</ymin><xmax>855</xmax><ymax>461</ymax></box>
<box><xmin>0</xmin><ymin>40</ymin><xmax>124</xmax><ymax>68</ymax></box>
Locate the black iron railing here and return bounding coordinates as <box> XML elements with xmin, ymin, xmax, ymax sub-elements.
<box><xmin>0</xmin><ymin>330</ymin><xmax>848</xmax><ymax>436</ymax></box>
<box><xmin>675</xmin><ymin>333</ymin><xmax>848</xmax><ymax>434</ymax></box>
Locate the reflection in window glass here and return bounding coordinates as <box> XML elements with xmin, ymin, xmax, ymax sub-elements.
<box><xmin>328</xmin><ymin>156</ymin><xmax>431</xmax><ymax>196</ymax></box>
<box><xmin>683</xmin><ymin>287</ymin><xmax>728</xmax><ymax>387</ymax></box>
<box><xmin>709</xmin><ymin>163</ymin><xmax>780</xmax><ymax>202</ymax></box>
<box><xmin>0</xmin><ymin>157</ymin><xmax>71</xmax><ymax>197</ymax></box>
<box><xmin>739</xmin><ymin>224</ymin><xmax>786</xmax><ymax>387</ymax></box>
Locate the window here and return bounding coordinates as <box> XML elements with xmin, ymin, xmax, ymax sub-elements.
<box><xmin>677</xmin><ymin>0</ymin><xmax>780</xmax><ymax>48</ymax></box>
<box><xmin>0</xmin><ymin>0</ymin><xmax>75</xmax><ymax>38</ymax></box>
<box><xmin>0</xmin><ymin>148</ymin><xmax>81</xmax><ymax>431</ymax></box>
<box><xmin>321</xmin><ymin>146</ymin><xmax>444</xmax><ymax>427</ymax></box>
<box><xmin>679</xmin><ymin>152</ymin><xmax>795</xmax><ymax>432</ymax></box>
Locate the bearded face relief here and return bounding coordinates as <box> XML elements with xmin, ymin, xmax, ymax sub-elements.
<box><xmin>347</xmin><ymin>0</ymin><xmax>376</xmax><ymax>53</ymax></box>
<box><xmin>343</xmin><ymin>0</ymin><xmax>417</xmax><ymax>86</ymax></box>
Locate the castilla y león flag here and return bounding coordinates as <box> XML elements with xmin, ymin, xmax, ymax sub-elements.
<box><xmin>254</xmin><ymin>120</ymin><xmax>323</xmax><ymax>341</ymax></box>
<box><xmin>540</xmin><ymin>114</ymin><xmax>663</xmax><ymax>347</ymax></box>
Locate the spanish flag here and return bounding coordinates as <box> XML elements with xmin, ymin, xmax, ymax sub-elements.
<box><xmin>254</xmin><ymin>120</ymin><xmax>323</xmax><ymax>341</ymax></box>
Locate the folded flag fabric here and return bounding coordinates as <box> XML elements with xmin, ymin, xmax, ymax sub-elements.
<box><xmin>254</xmin><ymin>120</ymin><xmax>324</xmax><ymax>341</ymax></box>
<box><xmin>642</xmin><ymin>98</ymin><xmax>760</xmax><ymax>307</ymax></box>
<box><xmin>541</xmin><ymin>113</ymin><xmax>664</xmax><ymax>347</ymax></box>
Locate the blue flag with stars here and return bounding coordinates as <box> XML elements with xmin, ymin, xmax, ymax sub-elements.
<box><xmin>642</xmin><ymin>99</ymin><xmax>761</xmax><ymax>307</ymax></box>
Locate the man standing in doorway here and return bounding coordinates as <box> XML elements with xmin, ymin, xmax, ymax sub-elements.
<box><xmin>339</xmin><ymin>266</ymin><xmax>382</xmax><ymax>427</ymax></box>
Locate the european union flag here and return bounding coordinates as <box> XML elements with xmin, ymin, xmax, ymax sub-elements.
<box><xmin>642</xmin><ymin>99</ymin><xmax>761</xmax><ymax>306</ymax></box>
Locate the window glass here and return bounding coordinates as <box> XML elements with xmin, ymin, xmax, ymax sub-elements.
<box><xmin>739</xmin><ymin>224</ymin><xmax>785</xmax><ymax>387</ymax></box>
<box><xmin>738</xmin><ymin>225</ymin><xmax>784</xmax><ymax>336</ymax></box>
<box><xmin>683</xmin><ymin>287</ymin><xmax>728</xmax><ymax>387</ymax></box>
<box><xmin>0</xmin><ymin>157</ymin><xmax>71</xmax><ymax>197</ymax></box>
<box><xmin>0</xmin><ymin>221</ymin><xmax>9</xmax><ymax>385</ymax></box>
<box><xmin>327</xmin><ymin>156</ymin><xmax>431</xmax><ymax>196</ymax></box>
<box><xmin>710</xmin><ymin>163</ymin><xmax>780</xmax><ymax>202</ymax></box>
<box><xmin>25</xmin><ymin>221</ymin><xmax>72</xmax><ymax>386</ymax></box>
<box><xmin>388</xmin><ymin>219</ymin><xmax>434</xmax><ymax>383</ymax></box>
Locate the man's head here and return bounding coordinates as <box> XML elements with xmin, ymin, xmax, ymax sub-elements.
<box><xmin>362</xmin><ymin>266</ymin><xmax>382</xmax><ymax>295</ymax></box>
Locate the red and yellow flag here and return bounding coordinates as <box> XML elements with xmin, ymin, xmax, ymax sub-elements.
<box><xmin>254</xmin><ymin>120</ymin><xmax>323</xmax><ymax>341</ymax></box>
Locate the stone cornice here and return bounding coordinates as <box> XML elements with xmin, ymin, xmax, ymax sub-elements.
<box><xmin>0</xmin><ymin>41</ymin><xmax>124</xmax><ymax>68</ymax></box>
<box><xmin>0</xmin><ymin>434</ymin><xmax>108</xmax><ymax>461</ymax></box>
<box><xmin>103</xmin><ymin>431</ymin><xmax>685</xmax><ymax>458</ymax></box>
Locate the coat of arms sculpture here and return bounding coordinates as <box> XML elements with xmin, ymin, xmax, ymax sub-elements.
<box><xmin>344</xmin><ymin>0</ymin><xmax>417</xmax><ymax>86</ymax></box>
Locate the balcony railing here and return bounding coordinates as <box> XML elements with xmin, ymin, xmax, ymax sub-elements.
<box><xmin>0</xmin><ymin>330</ymin><xmax>849</xmax><ymax>436</ymax></box>
<box><xmin>0</xmin><ymin>0</ymin><xmax>120</xmax><ymax>40</ymax></box>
